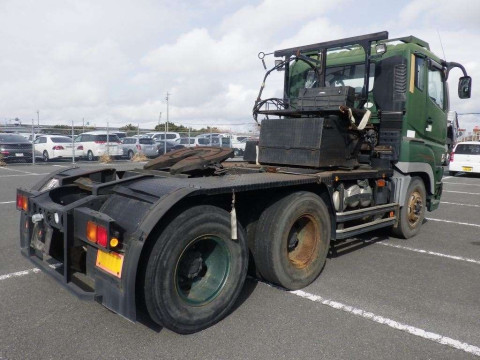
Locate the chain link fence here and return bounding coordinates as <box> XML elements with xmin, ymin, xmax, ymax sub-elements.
<box><xmin>0</xmin><ymin>123</ymin><xmax>258</xmax><ymax>165</ymax></box>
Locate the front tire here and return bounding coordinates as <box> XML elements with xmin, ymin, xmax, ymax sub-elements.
<box><xmin>128</xmin><ymin>150</ymin><xmax>134</xmax><ymax>160</ymax></box>
<box><xmin>253</xmin><ymin>191</ymin><xmax>331</xmax><ymax>290</ymax></box>
<box><xmin>87</xmin><ymin>150</ymin><xmax>94</xmax><ymax>161</ymax></box>
<box><xmin>42</xmin><ymin>151</ymin><xmax>49</xmax><ymax>162</ymax></box>
<box><xmin>392</xmin><ymin>177</ymin><xmax>426</xmax><ymax>239</ymax></box>
<box><xmin>144</xmin><ymin>205</ymin><xmax>248</xmax><ymax>334</ymax></box>
<box><xmin>449</xmin><ymin>171</ymin><xmax>457</xmax><ymax>176</ymax></box>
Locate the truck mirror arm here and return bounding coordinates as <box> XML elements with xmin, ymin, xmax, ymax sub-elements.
<box><xmin>443</xmin><ymin>61</ymin><xmax>468</xmax><ymax>81</ymax></box>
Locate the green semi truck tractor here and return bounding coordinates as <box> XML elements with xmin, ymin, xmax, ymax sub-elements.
<box><xmin>17</xmin><ymin>31</ymin><xmax>471</xmax><ymax>333</ymax></box>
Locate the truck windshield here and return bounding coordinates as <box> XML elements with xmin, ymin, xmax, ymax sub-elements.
<box><xmin>301</xmin><ymin>63</ymin><xmax>375</xmax><ymax>94</ymax></box>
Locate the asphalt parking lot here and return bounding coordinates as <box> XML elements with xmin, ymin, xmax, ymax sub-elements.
<box><xmin>0</xmin><ymin>162</ymin><xmax>479</xmax><ymax>360</ymax></box>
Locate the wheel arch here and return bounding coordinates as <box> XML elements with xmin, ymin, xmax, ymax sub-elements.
<box><xmin>394</xmin><ymin>162</ymin><xmax>434</xmax><ymax>195</ymax></box>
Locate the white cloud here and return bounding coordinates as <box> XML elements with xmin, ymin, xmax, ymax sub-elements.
<box><xmin>0</xmin><ymin>0</ymin><xmax>478</xmax><ymax>133</ymax></box>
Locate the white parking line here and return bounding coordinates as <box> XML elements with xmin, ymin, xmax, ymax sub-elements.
<box><xmin>0</xmin><ymin>167</ymin><xmax>37</xmax><ymax>175</ymax></box>
<box><xmin>290</xmin><ymin>289</ymin><xmax>480</xmax><ymax>357</ymax></box>
<box><xmin>0</xmin><ymin>264</ymin><xmax>61</xmax><ymax>281</ymax></box>
<box><xmin>0</xmin><ymin>173</ymin><xmax>46</xmax><ymax>178</ymax></box>
<box><xmin>442</xmin><ymin>176</ymin><xmax>452</xmax><ymax>180</ymax></box>
<box><xmin>444</xmin><ymin>182</ymin><xmax>480</xmax><ymax>187</ymax></box>
<box><xmin>441</xmin><ymin>201</ymin><xmax>480</xmax><ymax>208</ymax></box>
<box><xmin>443</xmin><ymin>190</ymin><xmax>480</xmax><ymax>195</ymax></box>
<box><xmin>426</xmin><ymin>217</ymin><xmax>480</xmax><ymax>228</ymax></box>
<box><xmin>0</xmin><ymin>201</ymin><xmax>15</xmax><ymax>205</ymax></box>
<box><xmin>377</xmin><ymin>242</ymin><xmax>480</xmax><ymax>265</ymax></box>
<box><xmin>0</xmin><ymin>268</ymin><xmax>41</xmax><ymax>281</ymax></box>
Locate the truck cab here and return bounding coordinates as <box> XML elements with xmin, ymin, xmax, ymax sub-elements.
<box><xmin>255</xmin><ymin>32</ymin><xmax>471</xmax><ymax>211</ymax></box>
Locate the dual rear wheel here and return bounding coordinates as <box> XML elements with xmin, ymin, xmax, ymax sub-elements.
<box><xmin>143</xmin><ymin>192</ymin><xmax>331</xmax><ymax>333</ymax></box>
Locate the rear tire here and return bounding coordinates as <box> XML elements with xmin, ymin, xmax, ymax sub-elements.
<box><xmin>87</xmin><ymin>150</ymin><xmax>94</xmax><ymax>161</ymax></box>
<box><xmin>392</xmin><ymin>177</ymin><xmax>426</xmax><ymax>239</ymax></box>
<box><xmin>253</xmin><ymin>191</ymin><xmax>331</xmax><ymax>290</ymax></box>
<box><xmin>128</xmin><ymin>150</ymin><xmax>134</xmax><ymax>160</ymax></box>
<box><xmin>144</xmin><ymin>205</ymin><xmax>248</xmax><ymax>334</ymax></box>
<box><xmin>42</xmin><ymin>151</ymin><xmax>49</xmax><ymax>162</ymax></box>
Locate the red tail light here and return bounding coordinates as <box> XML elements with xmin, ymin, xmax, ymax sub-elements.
<box><xmin>52</xmin><ymin>146</ymin><xmax>64</xmax><ymax>150</ymax></box>
<box><xmin>95</xmin><ymin>141</ymin><xmax>106</xmax><ymax>144</ymax></box>
<box><xmin>136</xmin><ymin>145</ymin><xmax>141</xmax><ymax>150</ymax></box>
<box><xmin>1</xmin><ymin>151</ymin><xmax>9</xmax><ymax>155</ymax></box>
<box><xmin>86</xmin><ymin>221</ymin><xmax>108</xmax><ymax>247</ymax></box>
<box><xmin>450</xmin><ymin>152</ymin><xmax>454</xmax><ymax>162</ymax></box>
<box><xmin>77</xmin><ymin>145</ymin><xmax>84</xmax><ymax>150</ymax></box>
<box><xmin>97</xmin><ymin>226</ymin><xmax>108</xmax><ymax>247</ymax></box>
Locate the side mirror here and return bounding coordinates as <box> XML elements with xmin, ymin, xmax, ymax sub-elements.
<box><xmin>458</xmin><ymin>76</ymin><xmax>472</xmax><ymax>99</ymax></box>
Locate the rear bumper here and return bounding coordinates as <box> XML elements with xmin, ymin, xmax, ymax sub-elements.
<box><xmin>18</xmin><ymin>192</ymin><xmax>138</xmax><ymax>322</ymax></box>
<box><xmin>51</xmin><ymin>149</ymin><xmax>80</xmax><ymax>158</ymax></box>
<box><xmin>95</xmin><ymin>147</ymin><xmax>123</xmax><ymax>157</ymax></box>
<box><xmin>21</xmin><ymin>247</ymin><xmax>95</xmax><ymax>300</ymax></box>
<box><xmin>448</xmin><ymin>162</ymin><xmax>480</xmax><ymax>173</ymax></box>
<box><xmin>1</xmin><ymin>151</ymin><xmax>33</xmax><ymax>160</ymax></box>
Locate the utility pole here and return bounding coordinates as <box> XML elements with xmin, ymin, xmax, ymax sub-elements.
<box><xmin>37</xmin><ymin>110</ymin><xmax>40</xmax><ymax>127</ymax></box>
<box><xmin>31</xmin><ymin>119</ymin><xmax>35</xmax><ymax>164</ymax></box>
<box><xmin>158</xmin><ymin>112</ymin><xmax>162</xmax><ymax>127</ymax></box>
<box><xmin>166</xmin><ymin>92</ymin><xmax>170</xmax><ymax>132</ymax></box>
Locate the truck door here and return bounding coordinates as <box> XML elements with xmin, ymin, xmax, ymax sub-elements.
<box><xmin>424</xmin><ymin>60</ymin><xmax>448</xmax><ymax>145</ymax></box>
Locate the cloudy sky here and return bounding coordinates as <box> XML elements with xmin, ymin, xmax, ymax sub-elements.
<box><xmin>1</xmin><ymin>0</ymin><xmax>479</xmax><ymax>133</ymax></box>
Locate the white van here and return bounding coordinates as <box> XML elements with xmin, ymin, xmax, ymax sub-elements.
<box><xmin>75</xmin><ymin>131</ymin><xmax>123</xmax><ymax>161</ymax></box>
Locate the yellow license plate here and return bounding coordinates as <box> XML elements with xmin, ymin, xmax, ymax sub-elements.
<box><xmin>462</xmin><ymin>166</ymin><xmax>473</xmax><ymax>172</ymax></box>
<box><xmin>96</xmin><ymin>250</ymin><xmax>124</xmax><ymax>278</ymax></box>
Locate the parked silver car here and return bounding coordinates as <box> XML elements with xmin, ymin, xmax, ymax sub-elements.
<box><xmin>122</xmin><ymin>137</ymin><xmax>158</xmax><ymax>159</ymax></box>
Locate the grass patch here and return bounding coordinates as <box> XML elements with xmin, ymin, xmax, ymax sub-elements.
<box><xmin>99</xmin><ymin>154</ymin><xmax>113</xmax><ymax>163</ymax></box>
<box><xmin>0</xmin><ymin>154</ymin><xmax>5</xmax><ymax>167</ymax></box>
<box><xmin>132</xmin><ymin>153</ymin><xmax>148</xmax><ymax>162</ymax></box>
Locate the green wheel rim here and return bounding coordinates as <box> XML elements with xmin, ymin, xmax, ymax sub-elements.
<box><xmin>175</xmin><ymin>235</ymin><xmax>230</xmax><ymax>306</ymax></box>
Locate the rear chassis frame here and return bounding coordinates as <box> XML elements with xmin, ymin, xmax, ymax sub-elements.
<box><xmin>19</xmin><ymin>164</ymin><xmax>396</xmax><ymax>322</ymax></box>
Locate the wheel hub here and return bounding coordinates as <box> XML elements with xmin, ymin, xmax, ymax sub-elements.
<box><xmin>178</xmin><ymin>250</ymin><xmax>205</xmax><ymax>280</ymax></box>
<box><xmin>407</xmin><ymin>191</ymin><xmax>423</xmax><ymax>227</ymax></box>
<box><xmin>287</xmin><ymin>215</ymin><xmax>319</xmax><ymax>269</ymax></box>
<box><xmin>175</xmin><ymin>236</ymin><xmax>230</xmax><ymax>306</ymax></box>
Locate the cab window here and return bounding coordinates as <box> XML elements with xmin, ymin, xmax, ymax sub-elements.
<box><xmin>415</xmin><ymin>57</ymin><xmax>425</xmax><ymax>91</ymax></box>
<box><xmin>428</xmin><ymin>68</ymin><xmax>445</xmax><ymax>109</ymax></box>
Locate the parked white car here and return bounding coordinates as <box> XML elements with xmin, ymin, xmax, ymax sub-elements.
<box><xmin>146</xmin><ymin>132</ymin><xmax>181</xmax><ymax>142</ymax></box>
<box><xmin>210</xmin><ymin>135</ymin><xmax>247</xmax><ymax>156</ymax></box>
<box><xmin>33</xmin><ymin>135</ymin><xmax>78</xmax><ymax>162</ymax></box>
<box><xmin>448</xmin><ymin>141</ymin><xmax>480</xmax><ymax>175</ymax></box>
<box><xmin>177</xmin><ymin>137</ymin><xmax>213</xmax><ymax>147</ymax></box>
<box><xmin>75</xmin><ymin>131</ymin><xmax>123</xmax><ymax>161</ymax></box>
